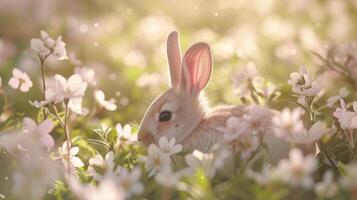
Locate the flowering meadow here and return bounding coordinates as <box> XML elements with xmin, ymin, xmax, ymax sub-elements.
<box><xmin>1</xmin><ymin>0</ymin><xmax>357</xmax><ymax>200</ymax></box>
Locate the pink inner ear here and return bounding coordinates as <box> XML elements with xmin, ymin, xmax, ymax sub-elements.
<box><xmin>183</xmin><ymin>43</ymin><xmax>212</xmax><ymax>92</ymax></box>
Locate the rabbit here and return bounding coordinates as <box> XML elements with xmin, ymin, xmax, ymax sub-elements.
<box><xmin>137</xmin><ymin>30</ymin><xmax>275</xmax><ymax>153</ymax></box>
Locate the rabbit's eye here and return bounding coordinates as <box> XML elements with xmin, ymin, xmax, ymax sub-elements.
<box><xmin>159</xmin><ymin>110</ymin><xmax>172</xmax><ymax>122</ymax></box>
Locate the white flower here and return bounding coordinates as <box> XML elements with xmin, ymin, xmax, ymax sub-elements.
<box><xmin>32</xmin><ymin>74</ymin><xmax>88</xmax><ymax>112</ymax></box>
<box><xmin>71</xmin><ymin>177</ymin><xmax>125</xmax><ymax>200</ymax></box>
<box><xmin>155</xmin><ymin>166</ymin><xmax>182</xmax><ymax>188</ymax></box>
<box><xmin>116</xmin><ymin>167</ymin><xmax>143</xmax><ymax>198</ymax></box>
<box><xmin>95</xmin><ymin>90</ymin><xmax>117</xmax><ymax>111</ymax></box>
<box><xmin>31</xmin><ymin>33</ymin><xmax>51</xmax><ymax>58</ymax></box>
<box><xmin>334</xmin><ymin>99</ymin><xmax>357</xmax><ymax>129</ymax></box>
<box><xmin>293</xmin><ymin>121</ymin><xmax>330</xmax><ymax>144</ymax></box>
<box><xmin>23</xmin><ymin>117</ymin><xmax>55</xmax><ymax>148</ymax></box>
<box><xmin>54</xmin><ymin>74</ymin><xmax>87</xmax><ymax>100</ymax></box>
<box><xmin>8</xmin><ymin>68</ymin><xmax>33</xmax><ymax>92</ymax></box>
<box><xmin>115</xmin><ymin>123</ymin><xmax>137</xmax><ymax>143</ymax></box>
<box><xmin>142</xmin><ymin>144</ymin><xmax>171</xmax><ymax>177</ymax></box>
<box><xmin>327</xmin><ymin>87</ymin><xmax>349</xmax><ymax>108</ymax></box>
<box><xmin>87</xmin><ymin>151</ymin><xmax>115</xmax><ymax>181</ymax></box>
<box><xmin>0</xmin><ymin>129</ymin><xmax>60</xmax><ymax>200</ymax></box>
<box><xmin>158</xmin><ymin>137</ymin><xmax>183</xmax><ymax>155</ymax></box>
<box><xmin>273</xmin><ymin>108</ymin><xmax>306</xmax><ymax>142</ymax></box>
<box><xmin>13</xmin><ymin>150</ymin><xmax>60</xmax><ymax>200</ymax></box>
<box><xmin>314</xmin><ymin>171</ymin><xmax>338</xmax><ymax>198</ymax></box>
<box><xmin>52</xmin><ymin>36</ymin><xmax>68</xmax><ymax>60</ymax></box>
<box><xmin>231</xmin><ymin>62</ymin><xmax>262</xmax><ymax>96</ymax></box>
<box><xmin>40</xmin><ymin>31</ymin><xmax>56</xmax><ymax>49</ymax></box>
<box><xmin>29</xmin><ymin>100</ymin><xmax>49</xmax><ymax>108</ymax></box>
<box><xmin>243</xmin><ymin>106</ymin><xmax>273</xmax><ymax>134</ymax></box>
<box><xmin>339</xmin><ymin>163</ymin><xmax>357</xmax><ymax>190</ymax></box>
<box><xmin>220</xmin><ymin>107</ymin><xmax>271</xmax><ymax>156</ymax></box>
<box><xmin>45</xmin><ymin>74</ymin><xmax>88</xmax><ymax>114</ymax></box>
<box><xmin>74</xmin><ymin>67</ymin><xmax>96</xmax><ymax>86</ymax></box>
<box><xmin>31</xmin><ymin>31</ymin><xmax>68</xmax><ymax>60</ymax></box>
<box><xmin>220</xmin><ymin>114</ymin><xmax>262</xmax><ymax>159</ymax></box>
<box><xmin>238</xmin><ymin>134</ymin><xmax>260</xmax><ymax>159</ymax></box>
<box><xmin>221</xmin><ymin>116</ymin><xmax>251</xmax><ymax>141</ymax></box>
<box><xmin>288</xmin><ymin>66</ymin><xmax>321</xmax><ymax>96</ymax></box>
<box><xmin>58</xmin><ymin>141</ymin><xmax>84</xmax><ymax>172</ymax></box>
<box><xmin>185</xmin><ymin>148</ymin><xmax>230</xmax><ymax>177</ymax></box>
<box><xmin>85</xmin><ymin>178</ymin><xmax>124</xmax><ymax>200</ymax></box>
<box><xmin>276</xmin><ymin>148</ymin><xmax>317</xmax><ymax>188</ymax></box>
<box><xmin>246</xmin><ymin>166</ymin><xmax>275</xmax><ymax>185</ymax></box>
<box><xmin>274</xmin><ymin>108</ymin><xmax>330</xmax><ymax>144</ymax></box>
<box><xmin>333</xmin><ymin>99</ymin><xmax>347</xmax><ymax>123</ymax></box>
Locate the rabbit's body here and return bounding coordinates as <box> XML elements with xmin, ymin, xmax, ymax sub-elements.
<box><xmin>137</xmin><ymin>30</ymin><xmax>274</xmax><ymax>152</ymax></box>
<box><xmin>184</xmin><ymin>105</ymin><xmax>273</xmax><ymax>152</ymax></box>
<box><xmin>183</xmin><ymin>105</ymin><xmax>246</xmax><ymax>152</ymax></box>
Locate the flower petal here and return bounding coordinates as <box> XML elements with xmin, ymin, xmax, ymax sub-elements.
<box><xmin>40</xmin><ymin>134</ymin><xmax>55</xmax><ymax>148</ymax></box>
<box><xmin>8</xmin><ymin>77</ymin><xmax>19</xmax><ymax>89</ymax></box>
<box><xmin>38</xmin><ymin>119</ymin><xmax>54</xmax><ymax>135</ymax></box>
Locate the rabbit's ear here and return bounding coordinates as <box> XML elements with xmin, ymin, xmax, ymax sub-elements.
<box><xmin>182</xmin><ymin>42</ymin><xmax>212</xmax><ymax>94</ymax></box>
<box><xmin>167</xmin><ymin>30</ymin><xmax>182</xmax><ymax>88</ymax></box>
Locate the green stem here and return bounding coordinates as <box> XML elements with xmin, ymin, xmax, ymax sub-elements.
<box><xmin>317</xmin><ymin>141</ymin><xmax>339</xmax><ymax>175</ymax></box>
<box><xmin>64</xmin><ymin>101</ymin><xmax>71</xmax><ymax>174</ymax></box>
<box><xmin>160</xmin><ymin>187</ymin><xmax>172</xmax><ymax>200</ymax></box>
<box><xmin>303</xmin><ymin>96</ymin><xmax>339</xmax><ymax>174</ymax></box>
<box><xmin>38</xmin><ymin>51</ymin><xmax>53</xmax><ymax>118</ymax></box>
<box><xmin>50</xmin><ymin>104</ymin><xmax>65</xmax><ymax>127</ymax></box>
<box><xmin>39</xmin><ymin>56</ymin><xmax>48</xmax><ymax>118</ymax></box>
<box><xmin>238</xmin><ymin>142</ymin><xmax>263</xmax><ymax>175</ymax></box>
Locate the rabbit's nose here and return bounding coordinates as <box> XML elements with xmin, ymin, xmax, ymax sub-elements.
<box><xmin>137</xmin><ymin>130</ymin><xmax>154</xmax><ymax>146</ymax></box>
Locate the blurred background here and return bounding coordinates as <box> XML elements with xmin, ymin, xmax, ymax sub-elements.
<box><xmin>0</xmin><ymin>0</ymin><xmax>357</xmax><ymax>124</ymax></box>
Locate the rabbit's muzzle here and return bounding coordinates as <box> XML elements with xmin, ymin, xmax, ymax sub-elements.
<box><xmin>137</xmin><ymin>130</ymin><xmax>154</xmax><ymax>146</ymax></box>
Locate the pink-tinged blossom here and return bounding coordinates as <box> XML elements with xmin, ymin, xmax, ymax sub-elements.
<box><xmin>219</xmin><ymin>106</ymin><xmax>271</xmax><ymax>158</ymax></box>
<box><xmin>54</xmin><ymin>74</ymin><xmax>87</xmax><ymax>101</ymax></box>
<box><xmin>74</xmin><ymin>67</ymin><xmax>96</xmax><ymax>86</ymax></box>
<box><xmin>326</xmin><ymin>87</ymin><xmax>349</xmax><ymax>108</ymax></box>
<box><xmin>247</xmin><ymin>149</ymin><xmax>317</xmax><ymax>188</ymax></box>
<box><xmin>94</xmin><ymin>90</ymin><xmax>117</xmax><ymax>111</ymax></box>
<box><xmin>23</xmin><ymin>117</ymin><xmax>55</xmax><ymax>148</ymax></box>
<box><xmin>273</xmin><ymin>108</ymin><xmax>305</xmax><ymax>141</ymax></box>
<box><xmin>52</xmin><ymin>74</ymin><xmax>88</xmax><ymax>114</ymax></box>
<box><xmin>275</xmin><ymin>148</ymin><xmax>317</xmax><ymax>188</ymax></box>
<box><xmin>29</xmin><ymin>74</ymin><xmax>87</xmax><ymax>114</ymax></box>
<box><xmin>334</xmin><ymin>99</ymin><xmax>357</xmax><ymax>129</ymax></box>
<box><xmin>274</xmin><ymin>108</ymin><xmax>330</xmax><ymax>144</ymax></box>
<box><xmin>116</xmin><ymin>167</ymin><xmax>143</xmax><ymax>198</ymax></box>
<box><xmin>231</xmin><ymin>62</ymin><xmax>262</xmax><ymax>96</ymax></box>
<box><xmin>31</xmin><ymin>31</ymin><xmax>68</xmax><ymax>60</ymax></box>
<box><xmin>221</xmin><ymin>116</ymin><xmax>251</xmax><ymax>141</ymax></box>
<box><xmin>293</xmin><ymin>121</ymin><xmax>330</xmax><ymax>144</ymax></box>
<box><xmin>52</xmin><ymin>36</ymin><xmax>68</xmax><ymax>60</ymax></box>
<box><xmin>8</xmin><ymin>68</ymin><xmax>33</xmax><ymax>92</ymax></box>
<box><xmin>288</xmin><ymin>66</ymin><xmax>321</xmax><ymax>96</ymax></box>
